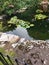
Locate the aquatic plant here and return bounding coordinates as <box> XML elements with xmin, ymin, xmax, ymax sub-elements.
<box><xmin>35</xmin><ymin>14</ymin><xmax>48</xmax><ymax>20</ymax></box>
<box><xmin>8</xmin><ymin>16</ymin><xmax>34</xmax><ymax>28</ymax></box>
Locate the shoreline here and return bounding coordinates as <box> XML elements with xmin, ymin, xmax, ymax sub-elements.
<box><xmin>0</xmin><ymin>32</ymin><xmax>49</xmax><ymax>43</ymax></box>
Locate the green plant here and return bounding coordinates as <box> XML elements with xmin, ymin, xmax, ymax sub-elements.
<box><xmin>0</xmin><ymin>0</ymin><xmax>42</xmax><ymax>15</ymax></box>
<box><xmin>35</xmin><ymin>14</ymin><xmax>48</xmax><ymax>20</ymax></box>
<box><xmin>0</xmin><ymin>48</ymin><xmax>5</xmax><ymax>54</ymax></box>
<box><xmin>8</xmin><ymin>16</ymin><xmax>34</xmax><ymax>28</ymax></box>
<box><xmin>0</xmin><ymin>62</ymin><xmax>3</xmax><ymax>65</ymax></box>
<box><xmin>0</xmin><ymin>22</ymin><xmax>3</xmax><ymax>31</ymax></box>
<box><xmin>2</xmin><ymin>1</ymin><xmax>15</xmax><ymax>15</ymax></box>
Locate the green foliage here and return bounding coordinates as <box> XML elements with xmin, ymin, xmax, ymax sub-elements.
<box><xmin>35</xmin><ymin>14</ymin><xmax>48</xmax><ymax>20</ymax></box>
<box><xmin>0</xmin><ymin>22</ymin><xmax>3</xmax><ymax>31</ymax></box>
<box><xmin>0</xmin><ymin>62</ymin><xmax>3</xmax><ymax>65</ymax></box>
<box><xmin>0</xmin><ymin>0</ymin><xmax>41</xmax><ymax>15</ymax></box>
<box><xmin>8</xmin><ymin>16</ymin><xmax>34</xmax><ymax>28</ymax></box>
<box><xmin>2</xmin><ymin>1</ymin><xmax>15</xmax><ymax>15</ymax></box>
<box><xmin>0</xmin><ymin>48</ymin><xmax>5</xmax><ymax>54</ymax></box>
<box><xmin>7</xmin><ymin>51</ymin><xmax>15</xmax><ymax>57</ymax></box>
<box><xmin>0</xmin><ymin>22</ymin><xmax>15</xmax><ymax>32</ymax></box>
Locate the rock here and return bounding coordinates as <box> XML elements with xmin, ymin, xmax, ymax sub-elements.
<box><xmin>32</xmin><ymin>19</ymin><xmax>36</xmax><ymax>22</ymax></box>
<box><xmin>0</xmin><ymin>33</ymin><xmax>8</xmax><ymax>41</ymax></box>
<box><xmin>8</xmin><ymin>34</ymin><xmax>20</xmax><ymax>43</ymax></box>
<box><xmin>15</xmin><ymin>39</ymin><xmax>49</xmax><ymax>65</ymax></box>
<box><xmin>23</xmin><ymin>42</ymin><xmax>27</xmax><ymax>45</ymax></box>
<box><xmin>19</xmin><ymin>38</ymin><xmax>25</xmax><ymax>43</ymax></box>
<box><xmin>12</xmin><ymin>43</ymin><xmax>18</xmax><ymax>48</ymax></box>
<box><xmin>31</xmin><ymin>40</ymin><xmax>38</xmax><ymax>44</ymax></box>
<box><xmin>0</xmin><ymin>32</ymin><xmax>3</xmax><ymax>34</ymax></box>
<box><xmin>0</xmin><ymin>33</ymin><xmax>20</xmax><ymax>43</ymax></box>
<box><xmin>0</xmin><ymin>32</ymin><xmax>3</xmax><ymax>36</ymax></box>
<box><xmin>39</xmin><ymin>0</ymin><xmax>49</xmax><ymax>12</ymax></box>
<box><xmin>0</xmin><ymin>43</ymin><xmax>5</xmax><ymax>47</ymax></box>
<box><xmin>28</xmin><ymin>45</ymin><xmax>33</xmax><ymax>49</ymax></box>
<box><xmin>44</xmin><ymin>59</ymin><xmax>47</xmax><ymax>65</ymax></box>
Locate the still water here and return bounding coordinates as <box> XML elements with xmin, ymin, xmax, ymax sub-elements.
<box><xmin>6</xmin><ymin>27</ymin><xmax>33</xmax><ymax>40</ymax></box>
<box><xmin>6</xmin><ymin>26</ymin><xmax>49</xmax><ymax>40</ymax></box>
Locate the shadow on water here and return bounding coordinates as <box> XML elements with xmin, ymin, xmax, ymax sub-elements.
<box><xmin>6</xmin><ymin>27</ymin><xmax>33</xmax><ymax>40</ymax></box>
<box><xmin>0</xmin><ymin>23</ymin><xmax>16</xmax><ymax>32</ymax></box>
<box><xmin>27</xmin><ymin>23</ymin><xmax>49</xmax><ymax>40</ymax></box>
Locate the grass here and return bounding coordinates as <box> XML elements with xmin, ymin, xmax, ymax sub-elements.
<box><xmin>6</xmin><ymin>50</ymin><xmax>15</xmax><ymax>57</ymax></box>
<box><xmin>0</xmin><ymin>48</ymin><xmax>5</xmax><ymax>54</ymax></box>
<box><xmin>0</xmin><ymin>62</ymin><xmax>3</xmax><ymax>65</ymax></box>
<box><xmin>0</xmin><ymin>47</ymin><xmax>15</xmax><ymax>65</ymax></box>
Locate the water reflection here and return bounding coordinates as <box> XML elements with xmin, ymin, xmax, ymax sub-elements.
<box><xmin>6</xmin><ymin>27</ymin><xmax>33</xmax><ymax>40</ymax></box>
<box><xmin>27</xmin><ymin>26</ymin><xmax>49</xmax><ymax>40</ymax></box>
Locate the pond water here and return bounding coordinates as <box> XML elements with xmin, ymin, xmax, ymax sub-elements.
<box><xmin>6</xmin><ymin>26</ymin><xmax>49</xmax><ymax>40</ymax></box>
<box><xmin>6</xmin><ymin>27</ymin><xmax>33</xmax><ymax>40</ymax></box>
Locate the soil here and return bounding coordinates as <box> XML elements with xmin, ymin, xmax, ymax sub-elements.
<box><xmin>14</xmin><ymin>40</ymin><xmax>49</xmax><ymax>65</ymax></box>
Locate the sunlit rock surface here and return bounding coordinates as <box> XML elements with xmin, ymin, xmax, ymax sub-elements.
<box><xmin>0</xmin><ymin>33</ymin><xmax>20</xmax><ymax>43</ymax></box>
